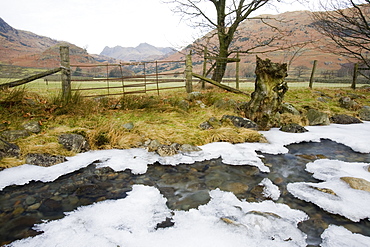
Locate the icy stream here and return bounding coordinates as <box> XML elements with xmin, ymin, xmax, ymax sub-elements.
<box><xmin>1</xmin><ymin>123</ymin><xmax>370</xmax><ymax>246</ymax></box>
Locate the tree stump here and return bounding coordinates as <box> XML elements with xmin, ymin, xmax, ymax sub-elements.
<box><xmin>244</xmin><ymin>56</ymin><xmax>288</xmax><ymax>130</ymax></box>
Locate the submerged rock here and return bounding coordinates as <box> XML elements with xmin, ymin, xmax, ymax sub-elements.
<box><xmin>340</xmin><ymin>177</ymin><xmax>370</xmax><ymax>192</ymax></box>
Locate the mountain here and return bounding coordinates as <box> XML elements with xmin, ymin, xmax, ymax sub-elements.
<box><xmin>100</xmin><ymin>43</ymin><xmax>176</xmax><ymax>61</ymax></box>
<box><xmin>0</xmin><ymin>17</ymin><xmax>96</xmax><ymax>68</ymax></box>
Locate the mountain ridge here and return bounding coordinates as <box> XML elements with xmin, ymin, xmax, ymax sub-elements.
<box><xmin>100</xmin><ymin>43</ymin><xmax>176</xmax><ymax>61</ymax></box>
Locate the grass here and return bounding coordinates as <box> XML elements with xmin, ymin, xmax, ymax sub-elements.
<box><xmin>0</xmin><ymin>83</ymin><xmax>369</xmax><ymax>169</ymax></box>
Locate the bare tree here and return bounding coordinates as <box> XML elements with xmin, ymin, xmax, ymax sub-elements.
<box><xmin>312</xmin><ymin>0</ymin><xmax>370</xmax><ymax>67</ymax></box>
<box><xmin>166</xmin><ymin>0</ymin><xmax>288</xmax><ymax>82</ymax></box>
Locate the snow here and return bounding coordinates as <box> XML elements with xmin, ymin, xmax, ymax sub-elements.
<box><xmin>8</xmin><ymin>185</ymin><xmax>308</xmax><ymax>247</ymax></box>
<box><xmin>287</xmin><ymin>159</ymin><xmax>370</xmax><ymax>222</ymax></box>
<box><xmin>259</xmin><ymin>178</ymin><xmax>281</xmax><ymax>200</ymax></box>
<box><xmin>321</xmin><ymin>225</ymin><xmax>370</xmax><ymax>247</ymax></box>
<box><xmin>1</xmin><ymin>122</ymin><xmax>370</xmax><ymax>246</ymax></box>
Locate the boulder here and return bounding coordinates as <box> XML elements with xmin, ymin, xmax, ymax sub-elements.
<box><xmin>221</xmin><ymin>115</ymin><xmax>258</xmax><ymax>129</ymax></box>
<box><xmin>187</xmin><ymin>91</ymin><xmax>202</xmax><ymax>101</ymax></box>
<box><xmin>25</xmin><ymin>153</ymin><xmax>66</xmax><ymax>167</ymax></box>
<box><xmin>156</xmin><ymin>145</ymin><xmax>178</xmax><ymax>156</ymax></box>
<box><xmin>58</xmin><ymin>134</ymin><xmax>90</xmax><ymax>153</ymax></box>
<box><xmin>122</xmin><ymin>122</ymin><xmax>134</xmax><ymax>130</ymax></box>
<box><xmin>1</xmin><ymin>129</ymin><xmax>30</xmax><ymax>141</ymax></box>
<box><xmin>147</xmin><ymin>139</ymin><xmax>161</xmax><ymax>152</ymax></box>
<box><xmin>199</xmin><ymin>121</ymin><xmax>213</xmax><ymax>130</ymax></box>
<box><xmin>339</xmin><ymin>96</ymin><xmax>360</xmax><ymax>110</ymax></box>
<box><xmin>279</xmin><ymin>123</ymin><xmax>308</xmax><ymax>133</ymax></box>
<box><xmin>281</xmin><ymin>103</ymin><xmax>300</xmax><ymax>116</ymax></box>
<box><xmin>0</xmin><ymin>137</ymin><xmax>20</xmax><ymax>158</ymax></box>
<box><xmin>21</xmin><ymin>121</ymin><xmax>41</xmax><ymax>133</ymax></box>
<box><xmin>179</xmin><ymin>144</ymin><xmax>202</xmax><ymax>153</ymax></box>
<box><xmin>306</xmin><ymin>109</ymin><xmax>330</xmax><ymax>126</ymax></box>
<box><xmin>359</xmin><ymin>106</ymin><xmax>370</xmax><ymax>121</ymax></box>
<box><xmin>330</xmin><ymin>114</ymin><xmax>362</xmax><ymax>124</ymax></box>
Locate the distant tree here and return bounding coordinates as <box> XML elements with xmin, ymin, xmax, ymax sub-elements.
<box><xmin>294</xmin><ymin>65</ymin><xmax>309</xmax><ymax>77</ymax></box>
<box><xmin>166</xmin><ymin>0</ymin><xmax>290</xmax><ymax>83</ymax></box>
<box><xmin>312</xmin><ymin>0</ymin><xmax>370</xmax><ymax>67</ymax></box>
<box><xmin>108</xmin><ymin>67</ymin><xmax>133</xmax><ymax>78</ymax></box>
<box><xmin>73</xmin><ymin>67</ymin><xmax>82</xmax><ymax>76</ymax></box>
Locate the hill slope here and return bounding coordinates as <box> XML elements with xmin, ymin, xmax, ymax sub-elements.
<box><xmin>165</xmin><ymin>10</ymin><xmax>355</xmax><ymax>78</ymax></box>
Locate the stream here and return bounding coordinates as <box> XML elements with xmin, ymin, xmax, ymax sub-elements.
<box><xmin>0</xmin><ymin>139</ymin><xmax>370</xmax><ymax>246</ymax></box>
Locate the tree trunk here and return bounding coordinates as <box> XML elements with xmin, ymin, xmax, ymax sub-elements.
<box><xmin>244</xmin><ymin>56</ymin><xmax>288</xmax><ymax>130</ymax></box>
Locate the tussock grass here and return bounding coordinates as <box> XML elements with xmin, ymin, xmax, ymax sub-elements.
<box><xmin>1</xmin><ymin>86</ymin><xmax>370</xmax><ymax>168</ymax></box>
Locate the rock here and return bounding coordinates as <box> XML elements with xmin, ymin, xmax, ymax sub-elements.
<box><xmin>339</xmin><ymin>96</ymin><xmax>360</xmax><ymax>110</ymax></box>
<box><xmin>207</xmin><ymin>117</ymin><xmax>222</xmax><ymax>128</ymax></box>
<box><xmin>58</xmin><ymin>134</ymin><xmax>90</xmax><ymax>153</ymax></box>
<box><xmin>317</xmin><ymin>97</ymin><xmax>328</xmax><ymax>103</ymax></box>
<box><xmin>147</xmin><ymin>139</ymin><xmax>161</xmax><ymax>152</ymax></box>
<box><xmin>156</xmin><ymin>145</ymin><xmax>178</xmax><ymax>156</ymax></box>
<box><xmin>195</xmin><ymin>100</ymin><xmax>206</xmax><ymax>108</ymax></box>
<box><xmin>359</xmin><ymin>106</ymin><xmax>370</xmax><ymax>121</ymax></box>
<box><xmin>25</xmin><ymin>153</ymin><xmax>66</xmax><ymax>167</ymax></box>
<box><xmin>199</xmin><ymin>121</ymin><xmax>213</xmax><ymax>130</ymax></box>
<box><xmin>221</xmin><ymin>115</ymin><xmax>258</xmax><ymax>129</ymax></box>
<box><xmin>122</xmin><ymin>122</ymin><xmax>134</xmax><ymax>130</ymax></box>
<box><xmin>0</xmin><ymin>137</ymin><xmax>20</xmax><ymax>158</ymax></box>
<box><xmin>279</xmin><ymin>123</ymin><xmax>308</xmax><ymax>133</ymax></box>
<box><xmin>281</xmin><ymin>103</ymin><xmax>300</xmax><ymax>115</ymax></box>
<box><xmin>21</xmin><ymin>121</ymin><xmax>41</xmax><ymax>133</ymax></box>
<box><xmin>187</xmin><ymin>91</ymin><xmax>202</xmax><ymax>101</ymax></box>
<box><xmin>1</xmin><ymin>129</ymin><xmax>30</xmax><ymax>141</ymax></box>
<box><xmin>330</xmin><ymin>114</ymin><xmax>362</xmax><ymax>124</ymax></box>
<box><xmin>220</xmin><ymin>182</ymin><xmax>249</xmax><ymax>194</ymax></box>
<box><xmin>340</xmin><ymin>177</ymin><xmax>370</xmax><ymax>192</ymax></box>
<box><xmin>306</xmin><ymin>109</ymin><xmax>330</xmax><ymax>126</ymax></box>
<box><xmin>214</xmin><ymin>99</ymin><xmax>237</xmax><ymax>109</ymax></box>
<box><xmin>179</xmin><ymin>144</ymin><xmax>202</xmax><ymax>153</ymax></box>
<box><xmin>177</xmin><ymin>100</ymin><xmax>190</xmax><ymax>111</ymax></box>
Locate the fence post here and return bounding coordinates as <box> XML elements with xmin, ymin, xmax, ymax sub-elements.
<box><xmin>185</xmin><ymin>52</ymin><xmax>193</xmax><ymax>93</ymax></box>
<box><xmin>235</xmin><ymin>52</ymin><xmax>240</xmax><ymax>90</ymax></box>
<box><xmin>59</xmin><ymin>46</ymin><xmax>71</xmax><ymax>101</ymax></box>
<box><xmin>352</xmin><ymin>63</ymin><xmax>358</xmax><ymax>90</ymax></box>
<box><xmin>309</xmin><ymin>60</ymin><xmax>317</xmax><ymax>89</ymax></box>
<box><xmin>202</xmin><ymin>48</ymin><xmax>208</xmax><ymax>89</ymax></box>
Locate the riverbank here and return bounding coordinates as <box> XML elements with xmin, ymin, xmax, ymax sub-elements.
<box><xmin>1</xmin><ymin>86</ymin><xmax>370</xmax><ymax>168</ymax></box>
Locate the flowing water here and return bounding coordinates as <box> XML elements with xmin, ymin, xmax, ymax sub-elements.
<box><xmin>0</xmin><ymin>139</ymin><xmax>369</xmax><ymax>246</ymax></box>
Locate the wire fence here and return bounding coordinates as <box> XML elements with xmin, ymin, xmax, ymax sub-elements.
<box><xmin>68</xmin><ymin>60</ymin><xmax>186</xmax><ymax>98</ymax></box>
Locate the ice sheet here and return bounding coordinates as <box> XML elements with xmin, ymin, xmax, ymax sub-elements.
<box><xmin>320</xmin><ymin>225</ymin><xmax>370</xmax><ymax>247</ymax></box>
<box><xmin>288</xmin><ymin>159</ymin><xmax>370</xmax><ymax>222</ymax></box>
<box><xmin>7</xmin><ymin>185</ymin><xmax>308</xmax><ymax>247</ymax></box>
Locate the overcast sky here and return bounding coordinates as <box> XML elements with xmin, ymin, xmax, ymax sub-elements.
<box><xmin>0</xmin><ymin>0</ymin><xmax>315</xmax><ymax>54</ymax></box>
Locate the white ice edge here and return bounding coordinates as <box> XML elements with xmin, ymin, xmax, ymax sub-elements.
<box><xmin>321</xmin><ymin>225</ymin><xmax>370</xmax><ymax>247</ymax></box>
<box><xmin>287</xmin><ymin>159</ymin><xmax>370</xmax><ymax>222</ymax></box>
<box><xmin>1</xmin><ymin>121</ymin><xmax>370</xmax><ymax>190</ymax></box>
<box><xmin>8</xmin><ymin>185</ymin><xmax>309</xmax><ymax>247</ymax></box>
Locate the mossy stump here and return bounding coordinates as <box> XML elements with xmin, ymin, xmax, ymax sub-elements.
<box><xmin>244</xmin><ymin>56</ymin><xmax>288</xmax><ymax>130</ymax></box>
